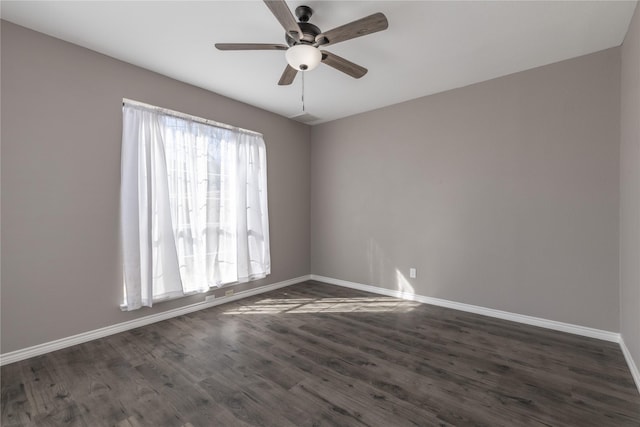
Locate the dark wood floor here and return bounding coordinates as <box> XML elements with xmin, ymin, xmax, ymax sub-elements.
<box><xmin>2</xmin><ymin>281</ymin><xmax>639</xmax><ymax>426</ymax></box>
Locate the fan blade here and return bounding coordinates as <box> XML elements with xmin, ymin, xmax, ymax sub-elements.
<box><xmin>215</xmin><ymin>43</ymin><xmax>288</xmax><ymax>51</ymax></box>
<box><xmin>278</xmin><ymin>65</ymin><xmax>298</xmax><ymax>85</ymax></box>
<box><xmin>315</xmin><ymin>12</ymin><xmax>388</xmax><ymax>47</ymax></box>
<box><xmin>321</xmin><ymin>51</ymin><xmax>367</xmax><ymax>79</ymax></box>
<box><xmin>264</xmin><ymin>0</ymin><xmax>302</xmax><ymax>42</ymax></box>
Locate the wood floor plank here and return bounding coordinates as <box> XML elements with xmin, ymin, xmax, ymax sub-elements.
<box><xmin>1</xmin><ymin>360</ymin><xmax>35</xmax><ymax>426</ymax></box>
<box><xmin>2</xmin><ymin>281</ymin><xmax>639</xmax><ymax>426</ymax></box>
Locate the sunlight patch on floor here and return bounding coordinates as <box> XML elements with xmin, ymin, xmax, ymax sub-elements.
<box><xmin>222</xmin><ymin>296</ymin><xmax>420</xmax><ymax>315</ymax></box>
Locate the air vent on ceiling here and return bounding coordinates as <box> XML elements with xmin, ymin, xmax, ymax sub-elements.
<box><xmin>290</xmin><ymin>112</ymin><xmax>320</xmax><ymax>123</ymax></box>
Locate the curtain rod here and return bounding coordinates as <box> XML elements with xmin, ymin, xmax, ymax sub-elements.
<box><xmin>122</xmin><ymin>98</ymin><xmax>263</xmax><ymax>137</ymax></box>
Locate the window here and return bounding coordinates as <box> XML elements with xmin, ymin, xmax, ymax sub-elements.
<box><xmin>120</xmin><ymin>100</ymin><xmax>270</xmax><ymax>311</ymax></box>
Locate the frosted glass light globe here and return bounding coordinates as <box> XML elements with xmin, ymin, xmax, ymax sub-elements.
<box><xmin>285</xmin><ymin>44</ymin><xmax>322</xmax><ymax>71</ymax></box>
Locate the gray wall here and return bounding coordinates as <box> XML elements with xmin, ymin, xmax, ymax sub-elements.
<box><xmin>311</xmin><ymin>48</ymin><xmax>621</xmax><ymax>331</ymax></box>
<box><xmin>620</xmin><ymin>4</ymin><xmax>640</xmax><ymax>373</ymax></box>
<box><xmin>1</xmin><ymin>21</ymin><xmax>311</xmax><ymax>354</ymax></box>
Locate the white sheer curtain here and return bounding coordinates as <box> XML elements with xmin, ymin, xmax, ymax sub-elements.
<box><xmin>120</xmin><ymin>102</ymin><xmax>270</xmax><ymax>311</ymax></box>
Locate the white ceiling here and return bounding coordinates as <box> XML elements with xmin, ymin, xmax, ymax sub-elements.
<box><xmin>1</xmin><ymin>1</ymin><xmax>637</xmax><ymax>124</ymax></box>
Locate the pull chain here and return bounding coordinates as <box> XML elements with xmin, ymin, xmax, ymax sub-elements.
<box><xmin>301</xmin><ymin>71</ymin><xmax>306</xmax><ymax>113</ymax></box>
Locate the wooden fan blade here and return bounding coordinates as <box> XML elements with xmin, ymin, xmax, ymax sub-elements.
<box><xmin>215</xmin><ymin>43</ymin><xmax>288</xmax><ymax>51</ymax></box>
<box><xmin>264</xmin><ymin>0</ymin><xmax>302</xmax><ymax>42</ymax></box>
<box><xmin>278</xmin><ymin>65</ymin><xmax>298</xmax><ymax>85</ymax></box>
<box><xmin>321</xmin><ymin>51</ymin><xmax>367</xmax><ymax>79</ymax></box>
<box><xmin>315</xmin><ymin>12</ymin><xmax>388</xmax><ymax>47</ymax></box>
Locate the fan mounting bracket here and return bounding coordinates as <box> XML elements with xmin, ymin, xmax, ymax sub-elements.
<box><xmin>295</xmin><ymin>5</ymin><xmax>313</xmax><ymax>22</ymax></box>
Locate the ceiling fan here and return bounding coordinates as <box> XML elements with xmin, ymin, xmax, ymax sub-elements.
<box><xmin>215</xmin><ymin>0</ymin><xmax>388</xmax><ymax>85</ymax></box>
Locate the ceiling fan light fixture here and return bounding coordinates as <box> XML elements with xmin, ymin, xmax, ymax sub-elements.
<box><xmin>285</xmin><ymin>44</ymin><xmax>321</xmax><ymax>71</ymax></box>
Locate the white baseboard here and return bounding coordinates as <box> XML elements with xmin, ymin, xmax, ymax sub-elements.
<box><xmin>620</xmin><ymin>337</ymin><xmax>640</xmax><ymax>394</ymax></box>
<box><xmin>309</xmin><ymin>275</ymin><xmax>620</xmax><ymax>343</ymax></box>
<box><xmin>0</xmin><ymin>275</ymin><xmax>311</xmax><ymax>366</ymax></box>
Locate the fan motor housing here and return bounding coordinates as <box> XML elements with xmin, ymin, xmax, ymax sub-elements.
<box><xmin>286</xmin><ymin>22</ymin><xmax>321</xmax><ymax>46</ymax></box>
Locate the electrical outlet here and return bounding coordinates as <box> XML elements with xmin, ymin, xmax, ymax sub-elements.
<box><xmin>205</xmin><ymin>295</ymin><xmax>216</xmax><ymax>303</ymax></box>
<box><xmin>225</xmin><ymin>289</ymin><xmax>235</xmax><ymax>297</ymax></box>
<box><xmin>409</xmin><ymin>268</ymin><xmax>417</xmax><ymax>279</ymax></box>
